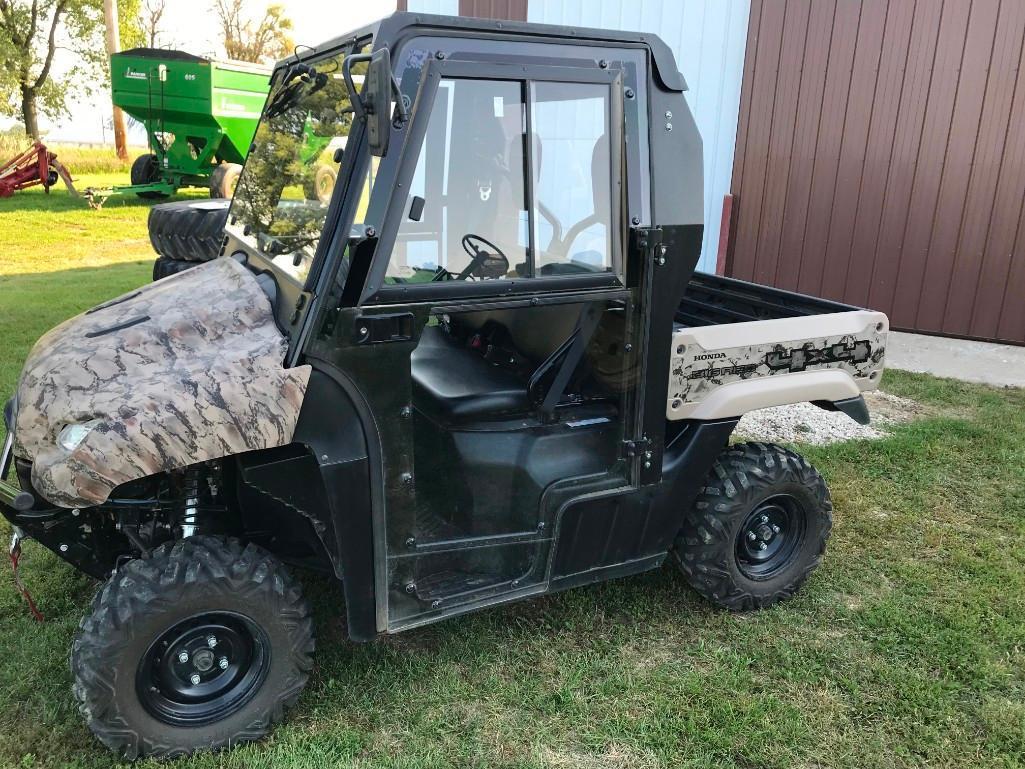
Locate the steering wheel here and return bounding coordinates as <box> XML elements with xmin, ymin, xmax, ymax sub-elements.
<box><xmin>458</xmin><ymin>233</ymin><xmax>510</xmax><ymax>280</ymax></box>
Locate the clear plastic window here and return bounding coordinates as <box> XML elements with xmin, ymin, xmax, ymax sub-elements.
<box><xmin>229</xmin><ymin>46</ymin><xmax>368</xmax><ymax>284</ymax></box>
<box><xmin>532</xmin><ymin>82</ymin><xmax>612</xmax><ymax>275</ymax></box>
<box><xmin>384</xmin><ymin>76</ymin><xmax>614</xmax><ymax>286</ymax></box>
<box><xmin>387</xmin><ymin>79</ymin><xmax>529</xmax><ymax>284</ymax></box>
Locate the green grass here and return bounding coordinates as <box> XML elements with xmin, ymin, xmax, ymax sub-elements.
<box><xmin>1</xmin><ymin>184</ymin><xmax>1024</xmax><ymax>768</ymax></box>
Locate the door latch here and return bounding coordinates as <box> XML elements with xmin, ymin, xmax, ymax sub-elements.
<box><xmin>621</xmin><ymin>436</ymin><xmax>653</xmax><ymax>457</ymax></box>
<box><xmin>353</xmin><ymin>313</ymin><xmax>415</xmax><ymax>345</ymax></box>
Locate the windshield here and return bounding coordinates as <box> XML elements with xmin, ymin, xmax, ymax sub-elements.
<box><xmin>227</xmin><ymin>43</ymin><xmax>371</xmax><ymax>283</ymax></box>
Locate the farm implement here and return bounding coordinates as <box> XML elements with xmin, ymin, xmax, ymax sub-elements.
<box><xmin>0</xmin><ymin>141</ymin><xmax>76</xmax><ymax>198</ymax></box>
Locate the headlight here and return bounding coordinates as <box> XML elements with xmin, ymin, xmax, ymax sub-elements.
<box><xmin>57</xmin><ymin>420</ymin><xmax>101</xmax><ymax>452</ymax></box>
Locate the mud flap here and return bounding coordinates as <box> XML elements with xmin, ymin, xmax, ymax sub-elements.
<box><xmin>814</xmin><ymin>395</ymin><xmax>870</xmax><ymax>425</ymax></box>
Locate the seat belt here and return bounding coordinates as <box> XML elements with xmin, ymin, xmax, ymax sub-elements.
<box><xmin>537</xmin><ymin>303</ymin><xmax>603</xmax><ymax>423</ymax></box>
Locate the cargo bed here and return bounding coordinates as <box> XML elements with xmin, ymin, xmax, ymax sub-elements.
<box><xmin>677</xmin><ymin>272</ymin><xmax>859</xmax><ymax>328</ymax></box>
<box><xmin>667</xmin><ymin>272</ymin><xmax>888</xmax><ymax>421</ymax></box>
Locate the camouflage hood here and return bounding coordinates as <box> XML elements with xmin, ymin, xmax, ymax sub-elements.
<box><xmin>12</xmin><ymin>257</ymin><xmax>311</xmax><ymax>508</ymax></box>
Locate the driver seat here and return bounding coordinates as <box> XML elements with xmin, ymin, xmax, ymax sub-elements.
<box><xmin>410</xmin><ymin>300</ymin><xmax>606</xmax><ymax>424</ymax></box>
<box><xmin>411</xmin><ymin>325</ymin><xmax>530</xmax><ymax>422</ymax></box>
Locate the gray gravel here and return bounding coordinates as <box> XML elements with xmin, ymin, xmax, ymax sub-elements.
<box><xmin>734</xmin><ymin>391</ymin><xmax>924</xmax><ymax>446</ymax></box>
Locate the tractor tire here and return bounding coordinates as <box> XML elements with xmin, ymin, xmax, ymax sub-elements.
<box><xmin>303</xmin><ymin>164</ymin><xmax>337</xmax><ymax>204</ymax></box>
<box><xmin>71</xmin><ymin>536</ymin><xmax>315</xmax><ymax>760</ymax></box>
<box><xmin>130</xmin><ymin>154</ymin><xmax>169</xmax><ymax>200</ymax></box>
<box><xmin>209</xmin><ymin>163</ymin><xmax>243</xmax><ymax>199</ymax></box>
<box><xmin>152</xmin><ymin>255</ymin><xmax>199</xmax><ymax>281</ymax></box>
<box><xmin>673</xmin><ymin>442</ymin><xmax>832</xmax><ymax>611</ymax></box>
<box><xmin>147</xmin><ymin>199</ymin><xmax>230</xmax><ymax>263</ymax></box>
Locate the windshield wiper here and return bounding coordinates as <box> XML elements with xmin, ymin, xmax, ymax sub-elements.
<box><xmin>265</xmin><ymin>64</ymin><xmax>328</xmax><ymax>119</ymax></box>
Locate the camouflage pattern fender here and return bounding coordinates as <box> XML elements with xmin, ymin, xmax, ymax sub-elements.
<box><xmin>11</xmin><ymin>258</ymin><xmax>311</xmax><ymax>508</ymax></box>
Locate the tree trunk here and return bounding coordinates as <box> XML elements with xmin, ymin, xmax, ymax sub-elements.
<box><xmin>103</xmin><ymin>0</ymin><xmax>129</xmax><ymax>160</ymax></box>
<box><xmin>21</xmin><ymin>87</ymin><xmax>40</xmax><ymax>140</ymax></box>
<box><xmin>111</xmin><ymin>106</ymin><xmax>129</xmax><ymax>161</ymax></box>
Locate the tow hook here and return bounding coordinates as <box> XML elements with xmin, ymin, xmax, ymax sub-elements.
<box><xmin>9</xmin><ymin>529</ymin><xmax>43</xmax><ymax>622</ymax></box>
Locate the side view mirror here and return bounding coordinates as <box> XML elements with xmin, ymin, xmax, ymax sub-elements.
<box><xmin>364</xmin><ymin>48</ymin><xmax>392</xmax><ymax>157</ymax></box>
<box><xmin>344</xmin><ymin>48</ymin><xmax>402</xmax><ymax>158</ymax></box>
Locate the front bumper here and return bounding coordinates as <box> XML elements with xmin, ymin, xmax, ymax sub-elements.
<box><xmin>0</xmin><ymin>432</ymin><xmax>35</xmax><ymax>514</ymax></box>
<box><xmin>1</xmin><ymin>433</ymin><xmax>113</xmax><ymax>578</ymax></box>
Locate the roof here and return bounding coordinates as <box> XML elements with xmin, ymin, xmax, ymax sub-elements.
<box><xmin>275</xmin><ymin>11</ymin><xmax>686</xmax><ymax>92</ymax></box>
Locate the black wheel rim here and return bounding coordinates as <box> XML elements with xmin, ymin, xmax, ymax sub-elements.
<box><xmin>735</xmin><ymin>494</ymin><xmax>807</xmax><ymax>580</ymax></box>
<box><xmin>136</xmin><ymin>612</ymin><xmax>270</xmax><ymax>727</ymax></box>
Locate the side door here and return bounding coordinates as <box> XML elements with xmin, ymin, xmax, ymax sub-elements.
<box><xmin>308</xmin><ymin>53</ymin><xmax>651</xmax><ymax>634</ymax></box>
<box><xmin>383</xmin><ymin>57</ymin><xmax>652</xmax><ymax>631</ymax></box>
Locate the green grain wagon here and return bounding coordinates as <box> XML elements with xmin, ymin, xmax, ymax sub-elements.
<box><xmin>104</xmin><ymin>48</ymin><xmax>271</xmax><ymax>201</ymax></box>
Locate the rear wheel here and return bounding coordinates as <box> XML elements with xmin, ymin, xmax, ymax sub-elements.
<box><xmin>71</xmin><ymin>537</ymin><xmax>314</xmax><ymax>759</ymax></box>
<box><xmin>673</xmin><ymin>442</ymin><xmax>832</xmax><ymax>610</ymax></box>
<box><xmin>209</xmin><ymin>163</ymin><xmax>242</xmax><ymax>199</ymax></box>
<box><xmin>131</xmin><ymin>154</ymin><xmax>169</xmax><ymax>199</ymax></box>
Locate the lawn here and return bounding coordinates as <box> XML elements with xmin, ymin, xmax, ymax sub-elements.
<box><xmin>1</xmin><ymin>181</ymin><xmax>1024</xmax><ymax>769</ymax></box>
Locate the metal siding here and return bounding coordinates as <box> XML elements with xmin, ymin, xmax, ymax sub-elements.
<box><xmin>731</xmin><ymin>0</ymin><xmax>1025</xmax><ymax>344</ymax></box>
<box><xmin>458</xmin><ymin>0</ymin><xmax>528</xmax><ymax>20</ymax></box>
<box><xmin>528</xmin><ymin>0</ymin><xmax>752</xmax><ymax>273</ymax></box>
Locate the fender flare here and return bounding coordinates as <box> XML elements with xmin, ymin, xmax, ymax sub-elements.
<box><xmin>287</xmin><ymin>366</ymin><xmax>380</xmax><ymax>642</ymax></box>
<box><xmin>681</xmin><ymin>369</ymin><xmax>871</xmax><ymax>423</ymax></box>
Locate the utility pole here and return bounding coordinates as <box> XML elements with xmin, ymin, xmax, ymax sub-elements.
<box><xmin>103</xmin><ymin>0</ymin><xmax>129</xmax><ymax>160</ymax></box>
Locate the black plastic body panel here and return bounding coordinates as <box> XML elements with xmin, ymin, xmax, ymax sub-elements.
<box><xmin>287</xmin><ymin>369</ymin><xmax>378</xmax><ymax>641</ymax></box>
<box><xmin>633</xmin><ymin>225</ymin><xmax>705</xmax><ymax>487</ymax></box>
<box><xmin>816</xmin><ymin>395</ymin><xmax>871</xmax><ymax>425</ymax></box>
<box><xmin>550</xmin><ymin>418</ymin><xmax>737</xmax><ymax>584</ymax></box>
<box><xmin>276</xmin><ymin>12</ymin><xmax>686</xmax><ymax>93</ymax></box>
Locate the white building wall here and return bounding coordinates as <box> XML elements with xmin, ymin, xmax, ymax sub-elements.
<box><xmin>528</xmin><ymin>0</ymin><xmax>750</xmax><ymax>273</ymax></box>
<box><xmin>407</xmin><ymin>0</ymin><xmax>460</xmax><ymax>14</ymax></box>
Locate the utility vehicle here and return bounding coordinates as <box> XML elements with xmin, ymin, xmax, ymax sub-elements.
<box><xmin>0</xmin><ymin>12</ymin><xmax>887</xmax><ymax>759</ymax></box>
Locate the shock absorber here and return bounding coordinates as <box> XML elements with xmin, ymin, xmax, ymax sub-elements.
<box><xmin>180</xmin><ymin>468</ymin><xmax>201</xmax><ymax>538</ymax></box>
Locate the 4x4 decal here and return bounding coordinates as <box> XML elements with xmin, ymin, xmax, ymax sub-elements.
<box><xmin>765</xmin><ymin>340</ymin><xmax>872</xmax><ymax>373</ymax></box>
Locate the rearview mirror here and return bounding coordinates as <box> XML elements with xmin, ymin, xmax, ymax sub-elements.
<box><xmin>343</xmin><ymin>48</ymin><xmax>394</xmax><ymax>158</ymax></box>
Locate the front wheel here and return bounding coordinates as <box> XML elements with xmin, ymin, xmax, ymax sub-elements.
<box><xmin>71</xmin><ymin>537</ymin><xmax>314</xmax><ymax>759</ymax></box>
<box><xmin>673</xmin><ymin>442</ymin><xmax>832</xmax><ymax>611</ymax></box>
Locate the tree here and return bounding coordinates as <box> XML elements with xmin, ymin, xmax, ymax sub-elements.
<box><xmin>117</xmin><ymin>0</ymin><xmax>140</xmax><ymax>47</ymax></box>
<box><xmin>138</xmin><ymin>0</ymin><xmax>164</xmax><ymax>48</ymax></box>
<box><xmin>215</xmin><ymin>0</ymin><xmax>294</xmax><ymax>64</ymax></box>
<box><xmin>0</xmin><ymin>0</ymin><xmax>108</xmax><ymax>139</ymax></box>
